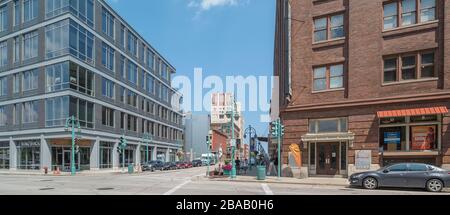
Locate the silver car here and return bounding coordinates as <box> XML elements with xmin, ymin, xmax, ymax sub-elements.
<box><xmin>349</xmin><ymin>163</ymin><xmax>450</xmax><ymax>192</ymax></box>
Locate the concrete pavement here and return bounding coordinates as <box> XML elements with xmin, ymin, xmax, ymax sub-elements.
<box><xmin>0</xmin><ymin>167</ymin><xmax>449</xmax><ymax>195</ymax></box>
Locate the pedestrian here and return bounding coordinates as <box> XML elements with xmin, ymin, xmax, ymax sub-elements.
<box><xmin>242</xmin><ymin>159</ymin><xmax>248</xmax><ymax>175</ymax></box>
<box><xmin>235</xmin><ymin>158</ymin><xmax>241</xmax><ymax>175</ymax></box>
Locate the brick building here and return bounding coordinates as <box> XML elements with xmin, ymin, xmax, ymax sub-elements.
<box><xmin>274</xmin><ymin>0</ymin><xmax>450</xmax><ymax>177</ymax></box>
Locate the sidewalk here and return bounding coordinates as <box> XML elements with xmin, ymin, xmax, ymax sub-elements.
<box><xmin>209</xmin><ymin>175</ymin><xmax>349</xmax><ymax>187</ymax></box>
<box><xmin>0</xmin><ymin>170</ymin><xmax>124</xmax><ymax>177</ymax></box>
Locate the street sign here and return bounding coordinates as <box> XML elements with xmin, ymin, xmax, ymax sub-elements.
<box><xmin>230</xmin><ymin>139</ymin><xmax>236</xmax><ymax>147</ymax></box>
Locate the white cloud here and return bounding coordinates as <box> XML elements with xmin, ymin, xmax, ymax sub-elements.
<box><xmin>189</xmin><ymin>0</ymin><xmax>240</xmax><ymax>11</ymax></box>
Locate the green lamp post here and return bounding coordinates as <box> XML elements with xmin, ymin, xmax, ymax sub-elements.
<box><xmin>271</xmin><ymin>118</ymin><xmax>285</xmax><ymax>179</ymax></box>
<box><xmin>142</xmin><ymin>133</ymin><xmax>152</xmax><ymax>163</ymax></box>
<box><xmin>65</xmin><ymin>116</ymin><xmax>81</xmax><ymax>176</ymax></box>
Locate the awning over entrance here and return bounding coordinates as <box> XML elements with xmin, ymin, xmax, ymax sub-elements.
<box><xmin>377</xmin><ymin>106</ymin><xmax>448</xmax><ymax>118</ymax></box>
<box><xmin>301</xmin><ymin>132</ymin><xmax>355</xmax><ymax>143</ymax></box>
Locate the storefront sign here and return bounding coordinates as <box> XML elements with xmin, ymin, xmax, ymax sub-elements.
<box><xmin>411</xmin><ymin>126</ymin><xmax>436</xmax><ymax>150</ymax></box>
<box><xmin>384</xmin><ymin>132</ymin><xmax>400</xmax><ymax>145</ymax></box>
<box><xmin>355</xmin><ymin>150</ymin><xmax>371</xmax><ymax>170</ymax></box>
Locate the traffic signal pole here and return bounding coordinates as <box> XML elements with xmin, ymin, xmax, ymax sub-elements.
<box><xmin>71</xmin><ymin>116</ymin><xmax>76</xmax><ymax>176</ymax></box>
<box><xmin>271</xmin><ymin>118</ymin><xmax>284</xmax><ymax>179</ymax></box>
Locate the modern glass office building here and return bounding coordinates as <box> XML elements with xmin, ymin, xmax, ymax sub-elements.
<box><xmin>0</xmin><ymin>0</ymin><xmax>184</xmax><ymax>172</ymax></box>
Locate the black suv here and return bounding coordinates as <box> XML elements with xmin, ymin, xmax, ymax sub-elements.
<box><xmin>192</xmin><ymin>160</ymin><xmax>203</xmax><ymax>167</ymax></box>
<box><xmin>141</xmin><ymin>160</ymin><xmax>164</xmax><ymax>172</ymax></box>
<box><xmin>162</xmin><ymin>162</ymin><xmax>177</xmax><ymax>170</ymax></box>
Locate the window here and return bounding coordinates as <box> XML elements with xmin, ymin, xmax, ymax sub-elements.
<box><xmin>45</xmin><ymin>20</ymin><xmax>70</xmax><ymax>59</ymax></box>
<box><xmin>309</xmin><ymin>118</ymin><xmax>348</xmax><ymax>133</ymax></box>
<box><xmin>421</xmin><ymin>53</ymin><xmax>435</xmax><ymax>78</ymax></box>
<box><xmin>146</xmin><ymin>75</ymin><xmax>155</xmax><ymax>94</ymax></box>
<box><xmin>127</xmin><ymin>90</ymin><xmax>137</xmax><ymax>107</ymax></box>
<box><xmin>127</xmin><ymin>61</ymin><xmax>138</xmax><ymax>85</ymax></box>
<box><xmin>45</xmin><ymin>96</ymin><xmax>69</xmax><ymax>127</ymax></box>
<box><xmin>384</xmin><ymin>0</ymin><xmax>436</xmax><ymax>30</ymax></box>
<box><xmin>23</xmin><ymin>101</ymin><xmax>38</xmax><ymax>124</ymax></box>
<box><xmin>0</xmin><ymin>77</ymin><xmax>6</xmax><ymax>96</ymax></box>
<box><xmin>24</xmin><ymin>0</ymin><xmax>38</xmax><ymax>23</ymax></box>
<box><xmin>409</xmin><ymin>163</ymin><xmax>428</xmax><ymax>171</ymax></box>
<box><xmin>0</xmin><ymin>107</ymin><xmax>6</xmax><ymax>126</ymax></box>
<box><xmin>46</xmin><ymin>62</ymin><xmax>70</xmax><ymax>92</ymax></box>
<box><xmin>147</xmin><ymin>50</ymin><xmax>154</xmax><ymax>70</ymax></box>
<box><xmin>384</xmin><ymin>2</ymin><xmax>398</xmax><ymax>30</ymax></box>
<box><xmin>23</xmin><ymin>69</ymin><xmax>38</xmax><ymax>91</ymax></box>
<box><xmin>161</xmin><ymin>62</ymin><xmax>168</xmax><ymax>80</ymax></box>
<box><xmin>23</xmin><ymin>31</ymin><xmax>38</xmax><ymax>60</ymax></box>
<box><xmin>69</xmin><ymin>20</ymin><xmax>94</xmax><ymax>64</ymax></box>
<box><xmin>102</xmin><ymin>106</ymin><xmax>114</xmax><ymax>127</ymax></box>
<box><xmin>421</xmin><ymin>0</ymin><xmax>436</xmax><ymax>22</ymax></box>
<box><xmin>314</xmin><ymin>14</ymin><xmax>344</xmax><ymax>42</ymax></box>
<box><xmin>14</xmin><ymin>0</ymin><xmax>20</xmax><ymax>26</ymax></box>
<box><xmin>69</xmin><ymin>63</ymin><xmax>94</xmax><ymax>96</ymax></box>
<box><xmin>69</xmin><ymin>97</ymin><xmax>94</xmax><ymax>128</ymax></box>
<box><xmin>0</xmin><ymin>41</ymin><xmax>7</xmax><ymax>67</ymax></box>
<box><xmin>120</xmin><ymin>25</ymin><xmax>126</xmax><ymax>49</ymax></box>
<box><xmin>384</xmin><ymin>51</ymin><xmax>436</xmax><ymax>83</ymax></box>
<box><xmin>314</xmin><ymin>18</ymin><xmax>327</xmax><ymax>42</ymax></box>
<box><xmin>14</xmin><ymin>37</ymin><xmax>21</xmax><ymax>63</ymax></box>
<box><xmin>127</xmin><ymin>33</ymin><xmax>137</xmax><ymax>57</ymax></box>
<box><xmin>13</xmin><ymin>74</ymin><xmax>20</xmax><ymax>93</ymax></box>
<box><xmin>100</xmin><ymin>142</ymin><xmax>113</xmax><ymax>169</ymax></box>
<box><xmin>102</xmin><ymin>42</ymin><xmax>115</xmax><ymax>71</ymax></box>
<box><xmin>120</xmin><ymin>112</ymin><xmax>126</xmax><ymax>129</ymax></box>
<box><xmin>384</xmin><ymin>58</ymin><xmax>398</xmax><ymax>83</ymax></box>
<box><xmin>401</xmin><ymin>55</ymin><xmax>417</xmax><ymax>80</ymax></box>
<box><xmin>0</xmin><ymin>6</ymin><xmax>7</xmax><ymax>32</ymax></box>
<box><xmin>313</xmin><ymin>64</ymin><xmax>344</xmax><ymax>91</ymax></box>
<box><xmin>102</xmin><ymin>78</ymin><xmax>115</xmax><ymax>99</ymax></box>
<box><xmin>102</xmin><ymin>7</ymin><xmax>115</xmax><ymax>39</ymax></box>
<box><xmin>17</xmin><ymin>140</ymin><xmax>40</xmax><ymax>170</ymax></box>
<box><xmin>380</xmin><ymin>115</ymin><xmax>439</xmax><ymax>152</ymax></box>
<box><xmin>388</xmin><ymin>164</ymin><xmax>408</xmax><ymax>172</ymax></box>
<box><xmin>139</xmin><ymin>44</ymin><xmax>145</xmax><ymax>63</ymax></box>
<box><xmin>120</xmin><ymin>86</ymin><xmax>126</xmax><ymax>103</ymax></box>
<box><xmin>402</xmin><ymin>0</ymin><xmax>417</xmax><ymax>26</ymax></box>
<box><xmin>127</xmin><ymin>115</ymin><xmax>137</xmax><ymax>132</ymax></box>
<box><xmin>330</xmin><ymin>14</ymin><xmax>344</xmax><ymax>39</ymax></box>
<box><xmin>13</xmin><ymin>104</ymin><xmax>19</xmax><ymax>125</ymax></box>
<box><xmin>68</xmin><ymin>0</ymin><xmax>94</xmax><ymax>27</ymax></box>
<box><xmin>45</xmin><ymin>0</ymin><xmax>70</xmax><ymax>18</ymax></box>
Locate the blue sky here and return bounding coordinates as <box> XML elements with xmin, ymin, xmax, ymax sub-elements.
<box><xmin>106</xmin><ymin>0</ymin><xmax>276</xmax><ymax>140</ymax></box>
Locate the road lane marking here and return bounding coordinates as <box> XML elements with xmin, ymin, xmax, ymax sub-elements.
<box><xmin>261</xmin><ymin>183</ymin><xmax>273</xmax><ymax>195</ymax></box>
<box><xmin>164</xmin><ymin>180</ymin><xmax>191</xmax><ymax>195</ymax></box>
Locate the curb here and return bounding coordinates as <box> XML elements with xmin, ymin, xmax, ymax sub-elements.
<box><xmin>209</xmin><ymin>178</ymin><xmax>348</xmax><ymax>187</ymax></box>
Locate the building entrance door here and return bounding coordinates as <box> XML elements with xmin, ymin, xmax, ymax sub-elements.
<box><xmin>62</xmin><ymin>150</ymin><xmax>79</xmax><ymax>172</ymax></box>
<box><xmin>316</xmin><ymin>143</ymin><xmax>339</xmax><ymax>175</ymax></box>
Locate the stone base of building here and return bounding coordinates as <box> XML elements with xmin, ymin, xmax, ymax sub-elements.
<box><xmin>347</xmin><ymin>164</ymin><xmax>381</xmax><ymax>177</ymax></box>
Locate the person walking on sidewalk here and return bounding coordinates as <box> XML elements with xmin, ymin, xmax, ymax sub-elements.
<box><xmin>235</xmin><ymin>158</ymin><xmax>241</xmax><ymax>175</ymax></box>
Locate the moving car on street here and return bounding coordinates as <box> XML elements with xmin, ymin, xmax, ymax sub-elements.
<box><xmin>349</xmin><ymin>163</ymin><xmax>450</xmax><ymax>192</ymax></box>
<box><xmin>141</xmin><ymin>160</ymin><xmax>164</xmax><ymax>172</ymax></box>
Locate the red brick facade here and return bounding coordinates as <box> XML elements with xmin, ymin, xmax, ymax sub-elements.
<box><xmin>274</xmin><ymin>0</ymin><xmax>450</xmax><ymax>176</ymax></box>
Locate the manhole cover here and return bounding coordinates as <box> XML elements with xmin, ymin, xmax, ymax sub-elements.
<box><xmin>39</xmin><ymin>188</ymin><xmax>55</xmax><ymax>191</ymax></box>
<box><xmin>97</xmin><ymin>188</ymin><xmax>114</xmax><ymax>191</ymax></box>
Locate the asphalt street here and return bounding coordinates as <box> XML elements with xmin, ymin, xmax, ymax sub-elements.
<box><xmin>0</xmin><ymin>167</ymin><xmax>449</xmax><ymax>195</ymax></box>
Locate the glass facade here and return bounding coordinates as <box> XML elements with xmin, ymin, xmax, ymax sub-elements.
<box><xmin>69</xmin><ymin>97</ymin><xmax>94</xmax><ymax>128</ymax></box>
<box><xmin>0</xmin><ymin>142</ymin><xmax>9</xmax><ymax>169</ymax></box>
<box><xmin>119</xmin><ymin>145</ymin><xmax>135</xmax><ymax>166</ymax></box>
<box><xmin>17</xmin><ymin>140</ymin><xmax>40</xmax><ymax>170</ymax></box>
<box><xmin>45</xmin><ymin>0</ymin><xmax>94</xmax><ymax>27</ymax></box>
<box><xmin>100</xmin><ymin>142</ymin><xmax>113</xmax><ymax>169</ymax></box>
<box><xmin>45</xmin><ymin>96</ymin><xmax>70</xmax><ymax>127</ymax></box>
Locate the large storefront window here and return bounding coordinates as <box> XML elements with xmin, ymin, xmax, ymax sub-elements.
<box><xmin>52</xmin><ymin>145</ymin><xmax>90</xmax><ymax>171</ymax></box>
<box><xmin>169</xmin><ymin>149</ymin><xmax>176</xmax><ymax>162</ymax></box>
<box><xmin>69</xmin><ymin>97</ymin><xmax>94</xmax><ymax>128</ymax></box>
<box><xmin>140</xmin><ymin>146</ymin><xmax>153</xmax><ymax>163</ymax></box>
<box><xmin>0</xmin><ymin>142</ymin><xmax>9</xmax><ymax>169</ymax></box>
<box><xmin>17</xmin><ymin>140</ymin><xmax>40</xmax><ymax>170</ymax></box>
<box><xmin>45</xmin><ymin>0</ymin><xmax>94</xmax><ymax>27</ymax></box>
<box><xmin>380</xmin><ymin>115</ymin><xmax>440</xmax><ymax>152</ymax></box>
<box><xmin>119</xmin><ymin>145</ymin><xmax>135</xmax><ymax>166</ymax></box>
<box><xmin>100</xmin><ymin>142</ymin><xmax>113</xmax><ymax>169</ymax></box>
<box><xmin>156</xmin><ymin>149</ymin><xmax>166</xmax><ymax>162</ymax></box>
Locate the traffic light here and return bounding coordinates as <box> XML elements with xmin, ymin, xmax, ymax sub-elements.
<box><xmin>280</xmin><ymin>124</ymin><xmax>285</xmax><ymax>136</ymax></box>
<box><xmin>271</xmin><ymin>121</ymin><xmax>279</xmax><ymax>137</ymax></box>
<box><xmin>75</xmin><ymin>145</ymin><xmax>80</xmax><ymax>154</ymax></box>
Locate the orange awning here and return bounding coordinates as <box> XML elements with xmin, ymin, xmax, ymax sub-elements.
<box><xmin>377</xmin><ymin>106</ymin><xmax>448</xmax><ymax>118</ymax></box>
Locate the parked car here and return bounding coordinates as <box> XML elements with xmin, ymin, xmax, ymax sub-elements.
<box><xmin>186</xmin><ymin>162</ymin><xmax>193</xmax><ymax>168</ymax></box>
<box><xmin>141</xmin><ymin>160</ymin><xmax>164</xmax><ymax>172</ymax></box>
<box><xmin>176</xmin><ymin>161</ymin><xmax>186</xmax><ymax>169</ymax></box>
<box><xmin>192</xmin><ymin>160</ymin><xmax>203</xmax><ymax>167</ymax></box>
<box><xmin>349</xmin><ymin>163</ymin><xmax>450</xmax><ymax>192</ymax></box>
<box><xmin>162</xmin><ymin>162</ymin><xmax>177</xmax><ymax>170</ymax></box>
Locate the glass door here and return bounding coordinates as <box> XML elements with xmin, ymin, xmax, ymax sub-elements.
<box><xmin>63</xmin><ymin>149</ymin><xmax>80</xmax><ymax>171</ymax></box>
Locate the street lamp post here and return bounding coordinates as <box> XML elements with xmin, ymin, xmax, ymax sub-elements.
<box><xmin>244</xmin><ymin>125</ymin><xmax>257</xmax><ymax>171</ymax></box>
<box><xmin>65</xmin><ymin>115</ymin><xmax>81</xmax><ymax>176</ymax></box>
<box><xmin>142</xmin><ymin>133</ymin><xmax>152</xmax><ymax>163</ymax></box>
<box><xmin>206</xmin><ymin>135</ymin><xmax>211</xmax><ymax>177</ymax></box>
